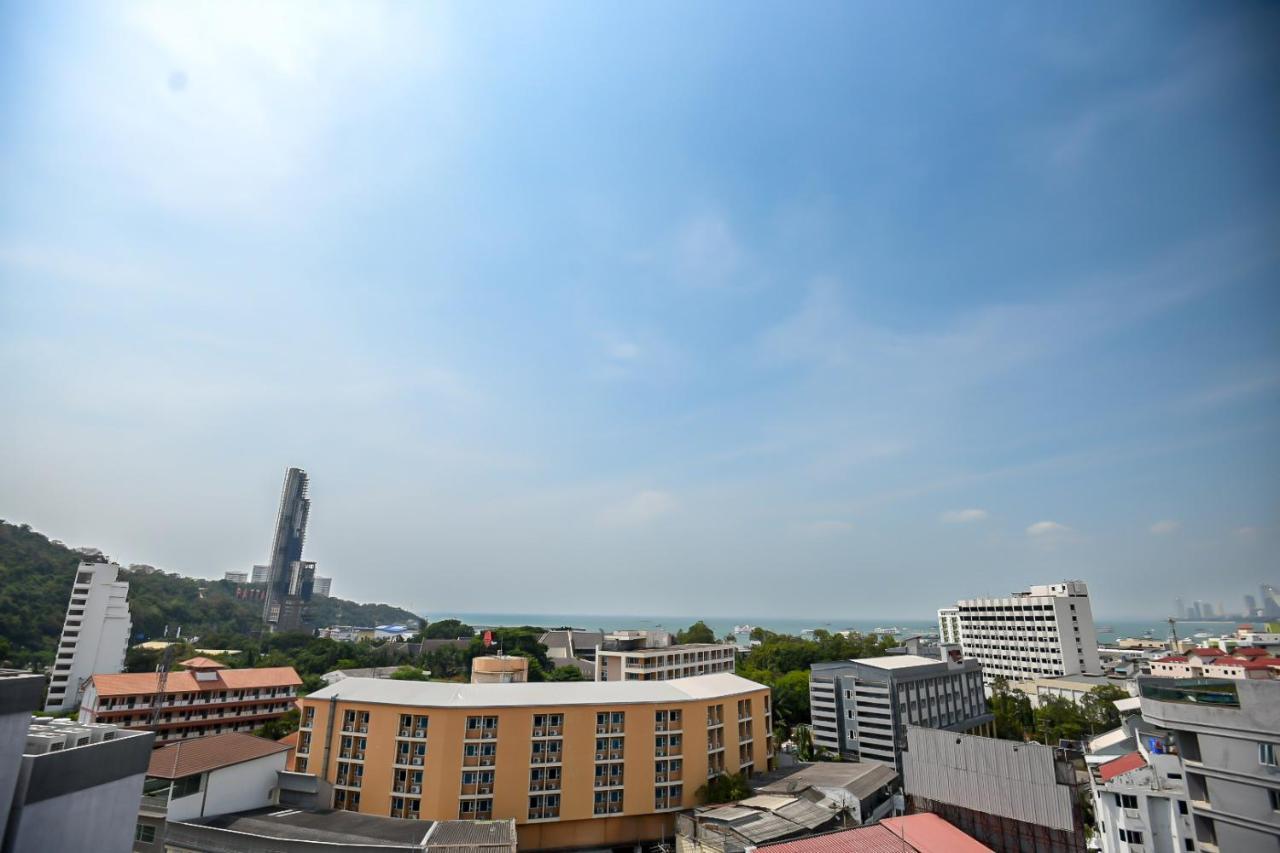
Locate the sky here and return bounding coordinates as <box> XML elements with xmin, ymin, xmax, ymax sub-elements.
<box><xmin>1</xmin><ymin>2</ymin><xmax>1278</xmax><ymax>621</ymax></box>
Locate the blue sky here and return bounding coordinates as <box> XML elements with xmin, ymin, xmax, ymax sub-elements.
<box><xmin>1</xmin><ymin>2</ymin><xmax>1277</xmax><ymax>620</ymax></box>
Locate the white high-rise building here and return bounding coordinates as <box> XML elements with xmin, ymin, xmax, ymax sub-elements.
<box><xmin>937</xmin><ymin>606</ymin><xmax>961</xmax><ymax>645</ymax></box>
<box><xmin>251</xmin><ymin>564</ymin><xmax>271</xmax><ymax>584</ymax></box>
<box><xmin>44</xmin><ymin>562</ymin><xmax>131</xmax><ymax>712</ymax></box>
<box><xmin>312</xmin><ymin>575</ymin><xmax>332</xmax><ymax>597</ymax></box>
<box><xmin>951</xmin><ymin>580</ymin><xmax>1101</xmax><ymax>685</ymax></box>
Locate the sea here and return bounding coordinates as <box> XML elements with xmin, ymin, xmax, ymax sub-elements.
<box><xmin>419</xmin><ymin>611</ymin><xmax>1241</xmax><ymax>644</ymax></box>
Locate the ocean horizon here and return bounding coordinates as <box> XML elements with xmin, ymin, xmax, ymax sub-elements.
<box><xmin>420</xmin><ymin>610</ymin><xmax>1243</xmax><ymax>644</ymax></box>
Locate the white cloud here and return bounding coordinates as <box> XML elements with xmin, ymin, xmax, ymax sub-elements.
<box><xmin>673</xmin><ymin>213</ymin><xmax>746</xmax><ymax>288</ymax></box>
<box><xmin>941</xmin><ymin>508</ymin><xmax>989</xmax><ymax>524</ymax></box>
<box><xmin>597</xmin><ymin>490</ymin><xmax>676</xmax><ymax>527</ymax></box>
<box><xmin>1026</xmin><ymin>520</ymin><xmax>1072</xmax><ymax>537</ymax></box>
<box><xmin>1233</xmin><ymin>526</ymin><xmax>1258</xmax><ymax>540</ymax></box>
<box><xmin>1149</xmin><ymin>519</ymin><xmax>1180</xmax><ymax>535</ymax></box>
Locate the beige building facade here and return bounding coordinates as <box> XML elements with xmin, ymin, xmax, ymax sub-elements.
<box><xmin>294</xmin><ymin>673</ymin><xmax>773</xmax><ymax>850</ymax></box>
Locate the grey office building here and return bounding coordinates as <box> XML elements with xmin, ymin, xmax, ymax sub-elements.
<box><xmin>1138</xmin><ymin>677</ymin><xmax>1280</xmax><ymax>852</ymax></box>
<box><xmin>1</xmin><ymin>669</ymin><xmax>154</xmax><ymax>853</ymax></box>
<box><xmin>809</xmin><ymin>654</ymin><xmax>993</xmax><ymax>770</ymax></box>
<box><xmin>262</xmin><ymin>467</ymin><xmax>315</xmax><ymax>632</ymax></box>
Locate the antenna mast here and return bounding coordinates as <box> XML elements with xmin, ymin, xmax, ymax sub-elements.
<box><xmin>147</xmin><ymin>626</ymin><xmax>181</xmax><ymax>732</ymax></box>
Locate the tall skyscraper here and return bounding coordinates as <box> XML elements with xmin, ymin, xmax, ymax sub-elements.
<box><xmin>1244</xmin><ymin>594</ymin><xmax>1258</xmax><ymax>615</ymax></box>
<box><xmin>262</xmin><ymin>467</ymin><xmax>314</xmax><ymax>632</ymax></box>
<box><xmin>1174</xmin><ymin>597</ymin><xmax>1185</xmax><ymax>619</ymax></box>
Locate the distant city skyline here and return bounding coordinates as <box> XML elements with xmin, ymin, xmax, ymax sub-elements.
<box><xmin>2</xmin><ymin>3</ymin><xmax>1277</xmax><ymax>619</ymax></box>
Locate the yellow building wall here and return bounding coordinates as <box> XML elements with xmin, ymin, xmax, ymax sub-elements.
<box><xmin>297</xmin><ymin>686</ymin><xmax>771</xmax><ymax>850</ymax></box>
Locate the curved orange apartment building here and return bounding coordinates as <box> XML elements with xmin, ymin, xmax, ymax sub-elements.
<box><xmin>294</xmin><ymin>672</ymin><xmax>773</xmax><ymax>850</ymax></box>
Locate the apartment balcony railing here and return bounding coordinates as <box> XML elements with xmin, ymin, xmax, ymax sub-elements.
<box><xmin>528</xmin><ymin>779</ymin><xmax>561</xmax><ymax>792</ymax></box>
<box><xmin>463</xmin><ymin>729</ymin><xmax>497</xmax><ymax>740</ymax></box>
<box><xmin>459</xmin><ymin>783</ymin><xmax>495</xmax><ymax>796</ymax></box>
<box><xmin>392</xmin><ymin>783</ymin><xmax>423</xmax><ymax>795</ymax></box>
<box><xmin>531</xmin><ymin>726</ymin><xmax>564</xmax><ymax>738</ymax></box>
<box><xmin>528</xmin><ymin>807</ymin><xmax>560</xmax><ymax>820</ymax></box>
<box><xmin>462</xmin><ymin>754</ymin><xmax>495</xmax><ymax>768</ymax></box>
<box><xmin>398</xmin><ymin>728</ymin><xmax>428</xmax><ymax>739</ymax></box>
<box><xmin>595</xmin><ymin>723</ymin><xmax>625</xmax><ymax>735</ymax></box>
<box><xmin>394</xmin><ymin>755</ymin><xmax>425</xmax><ymax>767</ymax></box>
<box><xmin>594</xmin><ymin>749</ymin><xmax>625</xmax><ymax>761</ymax></box>
<box><xmin>530</xmin><ymin>752</ymin><xmax>562</xmax><ymax>765</ymax></box>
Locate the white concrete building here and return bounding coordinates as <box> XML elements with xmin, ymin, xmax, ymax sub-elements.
<box><xmin>950</xmin><ymin>580</ymin><xmax>1101</xmax><ymax>685</ymax></box>
<box><xmin>44</xmin><ymin>561</ymin><xmax>131</xmax><ymax>712</ymax></box>
<box><xmin>937</xmin><ymin>607</ymin><xmax>961</xmax><ymax>645</ymax></box>
<box><xmin>595</xmin><ymin>633</ymin><xmax>737</xmax><ymax>682</ymax></box>
<box><xmin>1086</xmin><ymin>721</ymin><xmax>1195</xmax><ymax>853</ymax></box>
<box><xmin>223</xmin><ymin>570</ymin><xmax>249</xmax><ymax>583</ymax></box>
<box><xmin>250</xmin><ymin>564</ymin><xmax>271</xmax><ymax>584</ymax></box>
<box><xmin>312</xmin><ymin>575</ymin><xmax>332</xmax><ymax>597</ymax></box>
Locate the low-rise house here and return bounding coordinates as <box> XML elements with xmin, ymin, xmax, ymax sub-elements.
<box><xmin>595</xmin><ymin>631</ymin><xmax>738</xmax><ymax>682</ymax></box>
<box><xmin>78</xmin><ymin>657</ymin><xmax>301</xmax><ymax>744</ymax></box>
<box><xmin>1150</xmin><ymin>646</ymin><xmax>1280</xmax><ymax>680</ymax></box>
<box><xmin>318</xmin><ymin>625</ymin><xmax>376</xmax><ymax>642</ymax></box>
<box><xmin>682</xmin><ymin>814</ymin><xmax>991</xmax><ymax>853</ymax></box>
<box><xmin>163</xmin><ymin>808</ymin><xmax>517</xmax><ymax>852</ymax></box>
<box><xmin>755</xmin><ymin>762</ymin><xmax>900</xmax><ymax>825</ymax></box>
<box><xmin>322</xmin><ymin>666</ymin><xmax>405</xmax><ymax>685</ymax></box>
<box><xmin>1009</xmin><ymin>673</ymin><xmax>1136</xmax><ymax>708</ymax></box>
<box><xmin>135</xmin><ymin>732</ymin><xmax>293</xmax><ymax>851</ymax></box>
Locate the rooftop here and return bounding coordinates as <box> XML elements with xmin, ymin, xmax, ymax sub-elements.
<box><xmin>1098</xmin><ymin>750</ymin><xmax>1147</xmax><ymax>782</ymax></box>
<box><xmin>850</xmin><ymin>654</ymin><xmax>949</xmax><ymax>670</ymax></box>
<box><xmin>759</xmin><ymin>814</ymin><xmax>990</xmax><ymax>852</ymax></box>
<box><xmin>89</xmin><ymin>666</ymin><xmax>302</xmax><ymax>697</ymax></box>
<box><xmin>173</xmin><ymin>807</ymin><xmax>434</xmax><ymax>846</ymax></box>
<box><xmin>756</xmin><ymin>761</ymin><xmax>899</xmax><ymax>801</ymax></box>
<box><xmin>305</xmin><ymin>671</ymin><xmax>765</xmax><ymax>708</ymax></box>
<box><xmin>148</xmin><ymin>732</ymin><xmax>292</xmax><ymax>779</ymax></box>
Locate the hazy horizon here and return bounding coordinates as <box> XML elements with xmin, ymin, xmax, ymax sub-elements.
<box><xmin>2</xmin><ymin>3</ymin><xmax>1278</xmax><ymax>621</ymax></box>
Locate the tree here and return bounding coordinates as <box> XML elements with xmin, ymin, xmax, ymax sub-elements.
<box><xmin>793</xmin><ymin>724</ymin><xmax>815</xmax><ymax>761</ymax></box>
<box><xmin>253</xmin><ymin>707</ymin><xmax>299</xmax><ymax>740</ymax></box>
<box><xmin>697</xmin><ymin>772</ymin><xmax>752</xmax><ymax>804</ymax></box>
<box><xmin>1080</xmin><ymin>684</ymin><xmax>1130</xmax><ymax>733</ymax></box>
<box><xmin>990</xmin><ymin>676</ymin><xmax>1034</xmax><ymax>741</ymax></box>
<box><xmin>421</xmin><ymin>619</ymin><xmax>474</xmax><ymax>639</ymax></box>
<box><xmin>547</xmin><ymin>665</ymin><xmax>584</xmax><ymax>681</ymax></box>
<box><xmin>390</xmin><ymin>665</ymin><xmax>429</xmax><ymax>681</ymax></box>
<box><xmin>771</xmin><ymin>669</ymin><xmax>811</xmax><ymax>729</ymax></box>
<box><xmin>1035</xmin><ymin>696</ymin><xmax>1088</xmax><ymax>745</ymax></box>
<box><xmin>676</xmin><ymin>621</ymin><xmax>716</xmax><ymax>644</ymax></box>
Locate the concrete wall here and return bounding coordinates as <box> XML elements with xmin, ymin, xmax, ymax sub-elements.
<box><xmin>5</xmin><ymin>771</ymin><xmax>147</xmax><ymax>853</ymax></box>
<box><xmin>167</xmin><ymin>752</ymin><xmax>287</xmax><ymax>821</ymax></box>
<box><xmin>0</xmin><ymin>673</ymin><xmax>46</xmax><ymax>845</ymax></box>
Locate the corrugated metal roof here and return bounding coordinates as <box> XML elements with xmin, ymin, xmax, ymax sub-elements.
<box><xmin>902</xmin><ymin>725</ymin><xmax>1077</xmax><ymax>832</ymax></box>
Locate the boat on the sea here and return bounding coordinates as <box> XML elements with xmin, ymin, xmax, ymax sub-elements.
<box><xmin>1193</xmin><ymin>631</ymin><xmax>1211</xmax><ymax>639</ymax></box>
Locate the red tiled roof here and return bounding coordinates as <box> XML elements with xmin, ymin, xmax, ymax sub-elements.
<box><xmin>1099</xmin><ymin>750</ymin><xmax>1147</xmax><ymax>782</ymax></box>
<box><xmin>1240</xmin><ymin>658</ymin><xmax>1279</xmax><ymax>670</ymax></box>
<box><xmin>1154</xmin><ymin>656</ymin><xmax>1187</xmax><ymax>663</ymax></box>
<box><xmin>1209</xmin><ymin>657</ymin><xmax>1247</xmax><ymax>667</ymax></box>
<box><xmin>760</xmin><ymin>816</ymin><xmax>990</xmax><ymax>853</ymax></box>
<box><xmin>880</xmin><ymin>815</ymin><xmax>992</xmax><ymax>853</ymax></box>
<box><xmin>179</xmin><ymin>656</ymin><xmax>227</xmax><ymax>669</ymax></box>
<box><xmin>1188</xmin><ymin>648</ymin><xmax>1225</xmax><ymax>658</ymax></box>
<box><xmin>1234</xmin><ymin>647</ymin><xmax>1268</xmax><ymax>658</ymax></box>
<box><xmin>147</xmin><ymin>732</ymin><xmax>291</xmax><ymax>779</ymax></box>
<box><xmin>89</xmin><ymin>666</ymin><xmax>302</xmax><ymax>697</ymax></box>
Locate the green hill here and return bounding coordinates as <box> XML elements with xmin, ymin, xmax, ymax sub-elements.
<box><xmin>0</xmin><ymin>520</ymin><xmax>420</xmax><ymax>668</ymax></box>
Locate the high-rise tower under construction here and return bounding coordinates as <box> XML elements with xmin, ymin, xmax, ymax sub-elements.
<box><xmin>262</xmin><ymin>467</ymin><xmax>315</xmax><ymax>632</ymax></box>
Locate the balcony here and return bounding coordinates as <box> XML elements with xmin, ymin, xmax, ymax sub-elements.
<box><xmin>338</xmin><ymin>751</ymin><xmax>366</xmax><ymax>761</ymax></box>
<box><xmin>460</xmin><ymin>783</ymin><xmax>495</xmax><ymax>796</ymax></box>
<box><xmin>595</xmin><ymin>749</ymin><xmax>625</xmax><ymax>761</ymax></box>
<box><xmin>464</xmin><ymin>729</ymin><xmax>497</xmax><ymax>741</ymax></box>
<box><xmin>528</xmin><ymin>807</ymin><xmax>560</xmax><ymax>820</ymax></box>
<box><xmin>530</xmin><ymin>752</ymin><xmax>562</xmax><ymax>765</ymax></box>
<box><xmin>398</xmin><ymin>728</ymin><xmax>427</xmax><ymax>739</ymax></box>
<box><xmin>654</xmin><ymin>721</ymin><xmax>682</xmax><ymax>733</ymax></box>
<box><xmin>596</xmin><ymin>723</ymin><xmax>625</xmax><ymax>735</ymax></box>
<box><xmin>393</xmin><ymin>783</ymin><xmax>423</xmax><ymax>795</ymax></box>
<box><xmin>528</xmin><ymin>779</ymin><xmax>561</xmax><ymax>792</ymax></box>
<box><xmin>395</xmin><ymin>755</ymin><xmax>425</xmax><ymax>767</ymax></box>
<box><xmin>462</xmin><ymin>754</ymin><xmax>495</xmax><ymax>768</ymax></box>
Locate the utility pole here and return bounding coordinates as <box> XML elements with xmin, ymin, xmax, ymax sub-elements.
<box><xmin>147</xmin><ymin>626</ymin><xmax>181</xmax><ymax>731</ymax></box>
<box><xmin>1168</xmin><ymin>617</ymin><xmax>1179</xmax><ymax>653</ymax></box>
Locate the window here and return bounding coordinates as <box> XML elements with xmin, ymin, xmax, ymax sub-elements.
<box><xmin>1260</xmin><ymin>743</ymin><xmax>1277</xmax><ymax>767</ymax></box>
<box><xmin>1119</xmin><ymin>829</ymin><xmax>1143</xmax><ymax>844</ymax></box>
<box><xmin>1184</xmin><ymin>840</ymin><xmax>1194</xmax><ymax>851</ymax></box>
<box><xmin>1114</xmin><ymin>793</ymin><xmax>1138</xmax><ymax>809</ymax></box>
<box><xmin>1178</xmin><ymin>800</ymin><xmax>1188</xmax><ymax>815</ymax></box>
<box><xmin>1270</xmin><ymin>788</ymin><xmax>1280</xmax><ymax>812</ymax></box>
<box><xmin>172</xmin><ymin>774</ymin><xmax>203</xmax><ymax>799</ymax></box>
<box><xmin>134</xmin><ymin>824</ymin><xmax>156</xmax><ymax>843</ymax></box>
